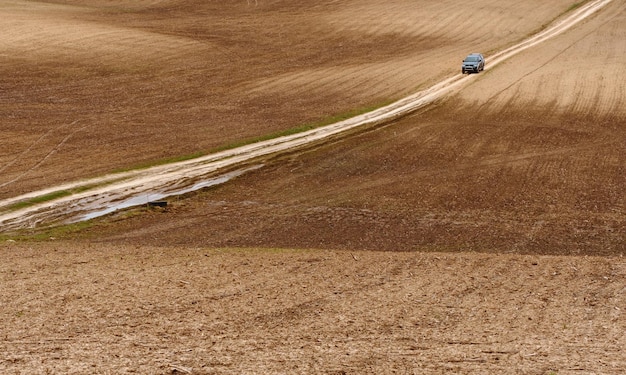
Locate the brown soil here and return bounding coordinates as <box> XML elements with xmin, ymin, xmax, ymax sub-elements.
<box><xmin>2</xmin><ymin>242</ymin><xmax>625</xmax><ymax>374</ymax></box>
<box><xmin>1</xmin><ymin>0</ymin><xmax>625</xmax><ymax>374</ymax></box>
<box><xmin>1</xmin><ymin>0</ymin><xmax>576</xmax><ymax>199</ymax></box>
<box><xmin>85</xmin><ymin>0</ymin><xmax>625</xmax><ymax>256</ymax></box>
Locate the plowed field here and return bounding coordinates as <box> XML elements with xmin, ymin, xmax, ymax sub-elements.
<box><xmin>88</xmin><ymin>0</ymin><xmax>625</xmax><ymax>256</ymax></box>
<box><xmin>1</xmin><ymin>0</ymin><xmax>625</xmax><ymax>374</ymax></box>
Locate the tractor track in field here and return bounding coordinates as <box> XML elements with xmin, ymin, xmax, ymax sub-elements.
<box><xmin>0</xmin><ymin>0</ymin><xmax>614</xmax><ymax>232</ymax></box>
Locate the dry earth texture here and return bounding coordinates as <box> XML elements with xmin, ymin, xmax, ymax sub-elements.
<box><xmin>1</xmin><ymin>0</ymin><xmax>625</xmax><ymax>374</ymax></box>
<box><xmin>1</xmin><ymin>243</ymin><xmax>625</xmax><ymax>374</ymax></box>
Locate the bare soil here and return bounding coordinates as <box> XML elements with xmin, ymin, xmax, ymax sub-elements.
<box><xmin>1</xmin><ymin>242</ymin><xmax>625</xmax><ymax>374</ymax></box>
<box><xmin>1</xmin><ymin>0</ymin><xmax>625</xmax><ymax>374</ymax></box>
<box><xmin>1</xmin><ymin>0</ymin><xmax>576</xmax><ymax>198</ymax></box>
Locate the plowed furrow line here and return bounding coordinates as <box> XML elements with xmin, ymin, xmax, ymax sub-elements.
<box><xmin>252</xmin><ymin>62</ymin><xmax>383</xmax><ymax>100</ymax></box>
<box><xmin>442</xmin><ymin>12</ymin><xmax>480</xmax><ymax>43</ymax></box>
<box><xmin>587</xmin><ymin>71</ymin><xmax>606</xmax><ymax>118</ymax></box>
<box><xmin>249</xmin><ymin>67</ymin><xmax>336</xmax><ymax>96</ymax></box>
<box><xmin>607</xmin><ymin>69</ymin><xmax>626</xmax><ymax>115</ymax></box>
<box><xmin>333</xmin><ymin>58</ymin><xmax>425</xmax><ymax>100</ymax></box>
<box><xmin>424</xmin><ymin>9</ymin><xmax>466</xmax><ymax>40</ymax></box>
<box><xmin>284</xmin><ymin>68</ymin><xmax>365</xmax><ymax>98</ymax></box>
<box><xmin>359</xmin><ymin>62</ymin><xmax>418</xmax><ymax>97</ymax></box>
<box><xmin>333</xmin><ymin>63</ymin><xmax>404</xmax><ymax>95</ymax></box>
<box><xmin>570</xmin><ymin>71</ymin><xmax>591</xmax><ymax>115</ymax></box>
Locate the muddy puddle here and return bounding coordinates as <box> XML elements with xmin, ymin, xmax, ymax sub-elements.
<box><xmin>75</xmin><ymin>165</ymin><xmax>263</xmax><ymax>223</ymax></box>
<box><xmin>0</xmin><ymin>165</ymin><xmax>263</xmax><ymax>231</ymax></box>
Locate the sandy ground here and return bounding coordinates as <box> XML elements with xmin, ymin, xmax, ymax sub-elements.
<box><xmin>1</xmin><ymin>242</ymin><xmax>625</xmax><ymax>374</ymax></box>
<box><xmin>1</xmin><ymin>1</ymin><xmax>625</xmax><ymax>374</ymax></box>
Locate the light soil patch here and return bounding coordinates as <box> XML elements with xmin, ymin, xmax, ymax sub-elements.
<box><xmin>1</xmin><ymin>242</ymin><xmax>625</xmax><ymax>374</ymax></box>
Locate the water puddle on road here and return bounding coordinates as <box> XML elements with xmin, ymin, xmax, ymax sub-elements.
<box><xmin>76</xmin><ymin>165</ymin><xmax>263</xmax><ymax>223</ymax></box>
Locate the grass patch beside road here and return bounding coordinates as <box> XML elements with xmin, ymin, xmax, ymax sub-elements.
<box><xmin>0</xmin><ymin>220</ymin><xmax>94</xmax><ymax>242</ymax></box>
<box><xmin>212</xmin><ymin>101</ymin><xmax>394</xmax><ymax>152</ymax></box>
<box><xmin>567</xmin><ymin>1</ymin><xmax>585</xmax><ymax>12</ymax></box>
<box><xmin>5</xmin><ymin>190</ymin><xmax>72</xmax><ymax>212</ymax></box>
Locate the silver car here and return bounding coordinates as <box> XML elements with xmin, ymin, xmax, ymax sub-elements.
<box><xmin>462</xmin><ymin>53</ymin><xmax>485</xmax><ymax>74</ymax></box>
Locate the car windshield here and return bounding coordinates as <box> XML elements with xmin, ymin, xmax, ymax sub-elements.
<box><xmin>465</xmin><ymin>56</ymin><xmax>479</xmax><ymax>62</ymax></box>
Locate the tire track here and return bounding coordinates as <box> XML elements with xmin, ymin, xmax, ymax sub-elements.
<box><xmin>0</xmin><ymin>121</ymin><xmax>86</xmax><ymax>190</ymax></box>
<box><xmin>0</xmin><ymin>128</ymin><xmax>60</xmax><ymax>176</ymax></box>
<box><xmin>0</xmin><ymin>0</ymin><xmax>615</xmax><ymax>231</ymax></box>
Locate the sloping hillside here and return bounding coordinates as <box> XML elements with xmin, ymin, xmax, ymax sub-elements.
<box><xmin>89</xmin><ymin>0</ymin><xmax>625</xmax><ymax>256</ymax></box>
<box><xmin>1</xmin><ymin>0</ymin><xmax>576</xmax><ymax>198</ymax></box>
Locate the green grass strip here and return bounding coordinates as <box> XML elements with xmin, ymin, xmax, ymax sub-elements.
<box><xmin>6</xmin><ymin>190</ymin><xmax>72</xmax><ymax>212</ymax></box>
<box><xmin>0</xmin><ymin>220</ymin><xmax>94</xmax><ymax>242</ymax></box>
<box><xmin>112</xmin><ymin>151</ymin><xmax>207</xmax><ymax>173</ymax></box>
<box><xmin>566</xmin><ymin>1</ymin><xmax>585</xmax><ymax>12</ymax></box>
